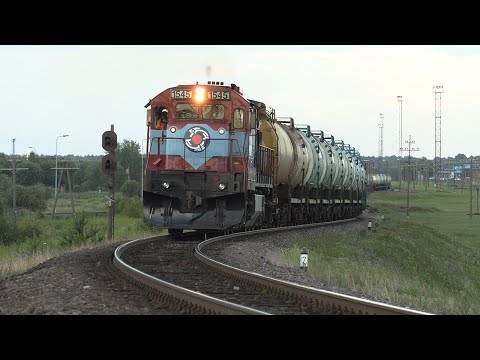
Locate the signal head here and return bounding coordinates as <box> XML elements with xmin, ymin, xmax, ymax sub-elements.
<box><xmin>101</xmin><ymin>153</ymin><xmax>117</xmax><ymax>175</ymax></box>
<box><xmin>102</xmin><ymin>131</ymin><xmax>117</xmax><ymax>152</ymax></box>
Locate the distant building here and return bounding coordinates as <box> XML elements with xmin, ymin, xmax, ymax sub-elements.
<box><xmin>463</xmin><ymin>168</ymin><xmax>480</xmax><ymax>187</ymax></box>
<box><xmin>25</xmin><ymin>147</ymin><xmax>36</xmax><ymax>156</ymax></box>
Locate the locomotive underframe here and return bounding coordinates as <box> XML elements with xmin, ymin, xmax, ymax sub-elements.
<box><xmin>143</xmin><ymin>171</ymin><xmax>246</xmax><ymax>230</ymax></box>
<box><xmin>271</xmin><ymin>183</ymin><xmax>365</xmax><ymax>228</ymax></box>
<box><xmin>143</xmin><ymin>170</ymin><xmax>365</xmax><ymax>233</ymax></box>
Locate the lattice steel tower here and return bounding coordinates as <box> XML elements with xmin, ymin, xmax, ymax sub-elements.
<box><xmin>397</xmin><ymin>96</ymin><xmax>403</xmax><ymax>158</ymax></box>
<box><xmin>378</xmin><ymin>113</ymin><xmax>384</xmax><ymax>157</ymax></box>
<box><xmin>433</xmin><ymin>85</ymin><xmax>444</xmax><ymax>187</ymax></box>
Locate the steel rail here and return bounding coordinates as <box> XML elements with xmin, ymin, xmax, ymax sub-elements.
<box><xmin>113</xmin><ymin>235</ymin><xmax>269</xmax><ymax>315</ymax></box>
<box><xmin>195</xmin><ymin>219</ymin><xmax>433</xmax><ymax>315</ymax></box>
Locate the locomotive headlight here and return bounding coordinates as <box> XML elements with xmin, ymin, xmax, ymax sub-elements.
<box><xmin>170</xmin><ymin>126</ymin><xmax>177</xmax><ymax>133</ymax></box>
<box><xmin>218</xmin><ymin>183</ymin><xmax>226</xmax><ymax>191</ymax></box>
<box><xmin>194</xmin><ymin>87</ymin><xmax>206</xmax><ymax>103</ymax></box>
<box><xmin>162</xmin><ymin>182</ymin><xmax>170</xmax><ymax>189</ymax></box>
<box><xmin>218</xmin><ymin>128</ymin><xmax>225</xmax><ymax>135</ymax></box>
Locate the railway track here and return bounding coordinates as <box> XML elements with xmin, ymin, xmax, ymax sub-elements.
<box><xmin>113</xmin><ymin>219</ymin><xmax>433</xmax><ymax>315</ymax></box>
<box><xmin>113</xmin><ymin>235</ymin><xmax>267</xmax><ymax>315</ymax></box>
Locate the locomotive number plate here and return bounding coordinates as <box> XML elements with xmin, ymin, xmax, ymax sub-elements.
<box><xmin>171</xmin><ymin>90</ymin><xmax>193</xmax><ymax>99</ymax></box>
<box><xmin>208</xmin><ymin>91</ymin><xmax>230</xmax><ymax>100</ymax></box>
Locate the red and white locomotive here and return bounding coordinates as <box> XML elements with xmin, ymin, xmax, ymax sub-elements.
<box><xmin>143</xmin><ymin>81</ymin><xmax>367</xmax><ymax>235</ymax></box>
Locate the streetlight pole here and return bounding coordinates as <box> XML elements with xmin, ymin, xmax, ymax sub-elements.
<box><xmin>55</xmin><ymin>134</ymin><xmax>69</xmax><ymax>199</ymax></box>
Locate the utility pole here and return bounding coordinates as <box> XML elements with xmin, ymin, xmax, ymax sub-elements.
<box><xmin>397</xmin><ymin>96</ymin><xmax>403</xmax><ymax>189</ymax></box>
<box><xmin>55</xmin><ymin>134</ymin><xmax>69</xmax><ymax>199</ymax></box>
<box><xmin>433</xmin><ymin>85</ymin><xmax>444</xmax><ymax>189</ymax></box>
<box><xmin>378</xmin><ymin>113</ymin><xmax>384</xmax><ymax>158</ymax></box>
<box><xmin>0</xmin><ymin>139</ymin><xmax>28</xmax><ymax>223</ymax></box>
<box><xmin>51</xmin><ymin>160</ymin><xmax>79</xmax><ymax>219</ymax></box>
<box><xmin>397</xmin><ymin>96</ymin><xmax>403</xmax><ymax>158</ymax></box>
<box><xmin>470</xmin><ymin>156</ymin><xmax>473</xmax><ymax>220</ymax></box>
<box><xmin>476</xmin><ymin>186</ymin><xmax>479</xmax><ymax>214</ymax></box>
<box><xmin>400</xmin><ymin>135</ymin><xmax>420</xmax><ymax>217</ymax></box>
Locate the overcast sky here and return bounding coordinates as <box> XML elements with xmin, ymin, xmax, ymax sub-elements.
<box><xmin>1</xmin><ymin>45</ymin><xmax>478</xmax><ymax>159</ymax></box>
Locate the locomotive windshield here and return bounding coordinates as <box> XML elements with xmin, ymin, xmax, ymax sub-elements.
<box><xmin>175</xmin><ymin>103</ymin><xmax>225</xmax><ymax>121</ymax></box>
<box><xmin>175</xmin><ymin>103</ymin><xmax>199</xmax><ymax>119</ymax></box>
<box><xmin>202</xmin><ymin>105</ymin><xmax>224</xmax><ymax>120</ymax></box>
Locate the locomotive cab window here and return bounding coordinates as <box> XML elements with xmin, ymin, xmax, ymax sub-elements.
<box><xmin>202</xmin><ymin>105</ymin><xmax>224</xmax><ymax>120</ymax></box>
<box><xmin>153</xmin><ymin>106</ymin><xmax>169</xmax><ymax>129</ymax></box>
<box><xmin>175</xmin><ymin>103</ymin><xmax>199</xmax><ymax>119</ymax></box>
<box><xmin>233</xmin><ymin>108</ymin><xmax>244</xmax><ymax>129</ymax></box>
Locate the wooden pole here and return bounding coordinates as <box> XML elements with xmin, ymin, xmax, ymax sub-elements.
<box><xmin>67</xmin><ymin>169</ymin><xmax>76</xmax><ymax>216</ymax></box>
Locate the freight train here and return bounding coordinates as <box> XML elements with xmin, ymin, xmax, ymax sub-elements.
<box><xmin>142</xmin><ymin>81</ymin><xmax>368</xmax><ymax>235</ymax></box>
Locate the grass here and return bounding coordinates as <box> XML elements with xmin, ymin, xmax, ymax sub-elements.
<box><xmin>370</xmin><ymin>182</ymin><xmax>480</xmax><ymax>247</ymax></box>
<box><xmin>0</xmin><ymin>247</ymin><xmax>61</xmax><ymax>280</ymax></box>
<box><xmin>5</xmin><ymin>186</ymin><xmax>480</xmax><ymax>314</ymax></box>
<box><xmin>270</xmin><ymin>183</ymin><xmax>480</xmax><ymax>314</ymax></box>
<box><xmin>0</xmin><ymin>192</ymin><xmax>165</xmax><ymax>281</ymax></box>
<box><xmin>46</xmin><ymin>191</ymin><xmax>107</xmax><ymax>214</ymax></box>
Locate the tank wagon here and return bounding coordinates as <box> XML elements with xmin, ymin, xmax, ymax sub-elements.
<box><xmin>368</xmin><ymin>174</ymin><xmax>392</xmax><ymax>191</ymax></box>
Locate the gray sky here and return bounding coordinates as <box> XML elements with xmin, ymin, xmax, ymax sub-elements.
<box><xmin>1</xmin><ymin>45</ymin><xmax>478</xmax><ymax>158</ymax></box>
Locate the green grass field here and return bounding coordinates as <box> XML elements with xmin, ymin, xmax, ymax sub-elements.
<box><xmin>270</xmin><ymin>183</ymin><xmax>480</xmax><ymax>314</ymax></box>
<box><xmin>4</xmin><ymin>186</ymin><xmax>480</xmax><ymax>314</ymax></box>
<box><xmin>0</xmin><ymin>192</ymin><xmax>164</xmax><ymax>280</ymax></box>
<box><xmin>46</xmin><ymin>191</ymin><xmax>107</xmax><ymax>214</ymax></box>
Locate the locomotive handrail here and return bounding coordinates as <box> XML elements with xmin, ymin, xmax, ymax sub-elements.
<box><xmin>256</xmin><ymin>145</ymin><xmax>275</xmax><ymax>185</ymax></box>
<box><xmin>148</xmin><ymin>136</ymin><xmax>245</xmax><ymax>172</ymax></box>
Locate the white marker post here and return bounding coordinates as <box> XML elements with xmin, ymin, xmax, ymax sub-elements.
<box><xmin>300</xmin><ymin>249</ymin><xmax>308</xmax><ymax>270</ymax></box>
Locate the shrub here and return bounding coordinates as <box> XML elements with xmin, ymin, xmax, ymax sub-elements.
<box><xmin>16</xmin><ymin>215</ymin><xmax>45</xmax><ymax>240</ymax></box>
<box><xmin>18</xmin><ymin>237</ymin><xmax>46</xmax><ymax>255</ymax></box>
<box><xmin>16</xmin><ymin>184</ymin><xmax>50</xmax><ymax>212</ymax></box>
<box><xmin>0</xmin><ymin>174</ymin><xmax>10</xmax><ymax>214</ymax></box>
<box><xmin>120</xmin><ymin>180</ymin><xmax>141</xmax><ymax>198</ymax></box>
<box><xmin>59</xmin><ymin>212</ymin><xmax>105</xmax><ymax>247</ymax></box>
<box><xmin>0</xmin><ymin>217</ymin><xmax>17</xmax><ymax>246</ymax></box>
<box><xmin>115</xmin><ymin>194</ymin><xmax>143</xmax><ymax>218</ymax></box>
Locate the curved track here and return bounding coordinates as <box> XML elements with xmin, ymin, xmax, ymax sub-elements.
<box><xmin>113</xmin><ymin>220</ymin><xmax>433</xmax><ymax>315</ymax></box>
<box><xmin>113</xmin><ymin>236</ymin><xmax>267</xmax><ymax>315</ymax></box>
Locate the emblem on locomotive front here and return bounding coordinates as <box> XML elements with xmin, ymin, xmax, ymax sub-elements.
<box><xmin>184</xmin><ymin>126</ymin><xmax>210</xmax><ymax>152</ymax></box>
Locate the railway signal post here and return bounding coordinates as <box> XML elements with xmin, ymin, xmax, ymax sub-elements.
<box><xmin>102</xmin><ymin>125</ymin><xmax>118</xmax><ymax>240</ymax></box>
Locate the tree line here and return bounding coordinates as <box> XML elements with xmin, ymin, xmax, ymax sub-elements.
<box><xmin>0</xmin><ymin>140</ymin><xmax>143</xmax><ymax>213</ymax></box>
